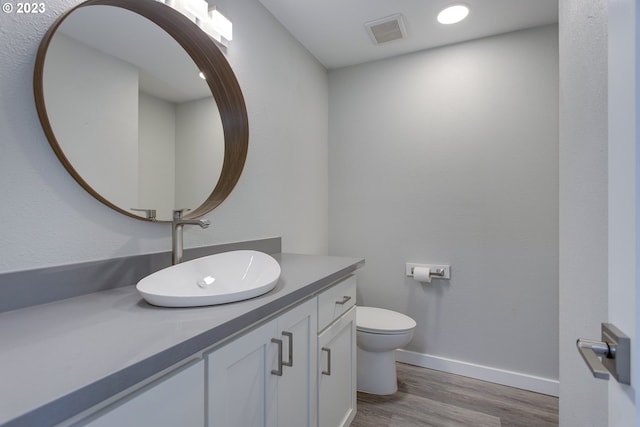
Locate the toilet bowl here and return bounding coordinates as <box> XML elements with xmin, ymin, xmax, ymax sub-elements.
<box><xmin>356</xmin><ymin>306</ymin><xmax>416</xmax><ymax>395</ymax></box>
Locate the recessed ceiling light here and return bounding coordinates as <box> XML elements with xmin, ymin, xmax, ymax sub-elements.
<box><xmin>437</xmin><ymin>4</ymin><xmax>469</xmax><ymax>25</ymax></box>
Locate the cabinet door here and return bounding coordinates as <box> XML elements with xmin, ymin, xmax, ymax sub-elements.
<box><xmin>275</xmin><ymin>298</ymin><xmax>317</xmax><ymax>427</ymax></box>
<box><xmin>318</xmin><ymin>307</ymin><xmax>356</xmax><ymax>427</ymax></box>
<box><xmin>208</xmin><ymin>320</ymin><xmax>278</xmax><ymax>427</ymax></box>
<box><xmin>82</xmin><ymin>360</ymin><xmax>205</xmax><ymax>427</ymax></box>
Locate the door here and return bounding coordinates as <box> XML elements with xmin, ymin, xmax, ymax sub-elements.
<box><xmin>276</xmin><ymin>297</ymin><xmax>317</xmax><ymax>427</ymax></box>
<box><xmin>565</xmin><ymin>0</ymin><xmax>638</xmax><ymax>423</ymax></box>
<box><xmin>318</xmin><ymin>307</ymin><xmax>356</xmax><ymax>427</ymax></box>
<box><xmin>606</xmin><ymin>0</ymin><xmax>638</xmax><ymax>423</ymax></box>
<box><xmin>207</xmin><ymin>320</ymin><xmax>278</xmax><ymax>427</ymax></box>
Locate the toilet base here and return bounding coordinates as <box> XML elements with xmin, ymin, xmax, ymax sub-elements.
<box><xmin>356</xmin><ymin>347</ymin><xmax>398</xmax><ymax>395</ymax></box>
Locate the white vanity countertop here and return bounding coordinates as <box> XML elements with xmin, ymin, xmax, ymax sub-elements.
<box><xmin>0</xmin><ymin>253</ymin><xmax>364</xmax><ymax>427</ymax></box>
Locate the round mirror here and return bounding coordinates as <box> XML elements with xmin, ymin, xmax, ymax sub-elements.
<box><xmin>34</xmin><ymin>0</ymin><xmax>248</xmax><ymax>221</ymax></box>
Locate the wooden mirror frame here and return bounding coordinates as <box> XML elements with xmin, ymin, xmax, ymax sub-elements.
<box><xmin>33</xmin><ymin>0</ymin><xmax>248</xmax><ymax>221</ymax></box>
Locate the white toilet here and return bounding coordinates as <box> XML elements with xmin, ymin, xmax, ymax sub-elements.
<box><xmin>356</xmin><ymin>306</ymin><xmax>417</xmax><ymax>395</ymax></box>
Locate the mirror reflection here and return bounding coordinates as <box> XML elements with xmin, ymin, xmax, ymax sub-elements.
<box><xmin>42</xmin><ymin>5</ymin><xmax>224</xmax><ymax>221</ymax></box>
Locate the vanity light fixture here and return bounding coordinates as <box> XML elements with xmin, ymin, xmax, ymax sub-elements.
<box><xmin>437</xmin><ymin>4</ymin><xmax>469</xmax><ymax>25</ymax></box>
<box><xmin>157</xmin><ymin>0</ymin><xmax>232</xmax><ymax>46</ymax></box>
<box><xmin>206</xmin><ymin>7</ymin><xmax>233</xmax><ymax>42</ymax></box>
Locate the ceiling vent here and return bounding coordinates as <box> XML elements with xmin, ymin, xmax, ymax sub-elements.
<box><xmin>365</xmin><ymin>14</ymin><xmax>407</xmax><ymax>45</ymax></box>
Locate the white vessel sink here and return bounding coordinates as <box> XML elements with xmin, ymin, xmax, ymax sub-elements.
<box><xmin>136</xmin><ymin>250</ymin><xmax>281</xmax><ymax>307</ymax></box>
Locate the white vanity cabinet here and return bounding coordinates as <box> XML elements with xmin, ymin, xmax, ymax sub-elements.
<box><xmin>56</xmin><ymin>274</ymin><xmax>357</xmax><ymax>427</ymax></box>
<box><xmin>317</xmin><ymin>276</ymin><xmax>357</xmax><ymax>427</ymax></box>
<box><xmin>2</xmin><ymin>253</ymin><xmax>365</xmax><ymax>427</ymax></box>
<box><xmin>207</xmin><ymin>297</ymin><xmax>318</xmax><ymax>427</ymax></box>
<box><xmin>77</xmin><ymin>360</ymin><xmax>205</xmax><ymax>427</ymax></box>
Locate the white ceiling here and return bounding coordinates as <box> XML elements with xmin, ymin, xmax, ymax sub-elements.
<box><xmin>257</xmin><ymin>0</ymin><xmax>558</xmax><ymax>69</ymax></box>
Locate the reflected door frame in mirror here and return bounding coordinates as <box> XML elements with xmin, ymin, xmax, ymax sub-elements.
<box><xmin>33</xmin><ymin>0</ymin><xmax>248</xmax><ymax>221</ymax></box>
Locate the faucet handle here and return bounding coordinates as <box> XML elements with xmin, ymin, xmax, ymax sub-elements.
<box><xmin>172</xmin><ymin>209</ymin><xmax>191</xmax><ymax>220</ymax></box>
<box><xmin>131</xmin><ymin>208</ymin><xmax>157</xmax><ymax>221</ymax></box>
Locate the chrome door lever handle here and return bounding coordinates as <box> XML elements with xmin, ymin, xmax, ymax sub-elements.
<box><xmin>576</xmin><ymin>338</ymin><xmax>611</xmax><ymax>380</ymax></box>
<box><xmin>576</xmin><ymin>323</ymin><xmax>630</xmax><ymax>385</ymax></box>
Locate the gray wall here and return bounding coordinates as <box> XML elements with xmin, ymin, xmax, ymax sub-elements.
<box><xmin>138</xmin><ymin>91</ymin><xmax>176</xmax><ymax>215</ymax></box>
<box><xmin>558</xmin><ymin>0</ymin><xmax>608</xmax><ymax>425</ymax></box>
<box><xmin>45</xmin><ymin>33</ymin><xmax>139</xmax><ymax>211</ymax></box>
<box><xmin>0</xmin><ymin>0</ymin><xmax>328</xmax><ymax>273</ymax></box>
<box><xmin>329</xmin><ymin>26</ymin><xmax>559</xmax><ymax>389</ymax></box>
<box><xmin>175</xmin><ymin>97</ymin><xmax>224</xmax><ymax>211</ymax></box>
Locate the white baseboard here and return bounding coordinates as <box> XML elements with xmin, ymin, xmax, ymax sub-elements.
<box><xmin>395</xmin><ymin>349</ymin><xmax>559</xmax><ymax>397</ymax></box>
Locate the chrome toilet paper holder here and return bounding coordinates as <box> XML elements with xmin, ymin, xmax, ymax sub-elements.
<box><xmin>413</xmin><ymin>267</ymin><xmax>445</xmax><ymax>277</ymax></box>
<box><xmin>405</xmin><ymin>263</ymin><xmax>451</xmax><ymax>280</ymax></box>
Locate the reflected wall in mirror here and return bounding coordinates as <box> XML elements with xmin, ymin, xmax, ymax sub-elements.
<box><xmin>34</xmin><ymin>0</ymin><xmax>248</xmax><ymax>222</ymax></box>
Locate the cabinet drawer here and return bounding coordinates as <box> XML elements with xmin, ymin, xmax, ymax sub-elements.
<box><xmin>318</xmin><ymin>275</ymin><xmax>356</xmax><ymax>331</ymax></box>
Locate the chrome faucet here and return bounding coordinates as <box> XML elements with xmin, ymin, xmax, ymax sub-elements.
<box><xmin>172</xmin><ymin>209</ymin><xmax>210</xmax><ymax>265</ymax></box>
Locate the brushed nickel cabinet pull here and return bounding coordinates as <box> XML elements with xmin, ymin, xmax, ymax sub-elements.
<box><xmin>271</xmin><ymin>338</ymin><xmax>283</xmax><ymax>376</ymax></box>
<box><xmin>321</xmin><ymin>347</ymin><xmax>331</xmax><ymax>376</ymax></box>
<box><xmin>282</xmin><ymin>331</ymin><xmax>293</xmax><ymax>367</ymax></box>
<box><xmin>335</xmin><ymin>296</ymin><xmax>351</xmax><ymax>305</ymax></box>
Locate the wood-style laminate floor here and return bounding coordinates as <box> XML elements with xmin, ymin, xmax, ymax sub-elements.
<box><xmin>351</xmin><ymin>363</ymin><xmax>558</xmax><ymax>427</ymax></box>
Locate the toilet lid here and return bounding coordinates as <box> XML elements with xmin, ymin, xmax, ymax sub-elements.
<box><xmin>356</xmin><ymin>306</ymin><xmax>416</xmax><ymax>334</ymax></box>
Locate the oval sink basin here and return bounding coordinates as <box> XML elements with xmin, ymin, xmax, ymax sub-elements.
<box><xmin>136</xmin><ymin>250</ymin><xmax>281</xmax><ymax>307</ymax></box>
